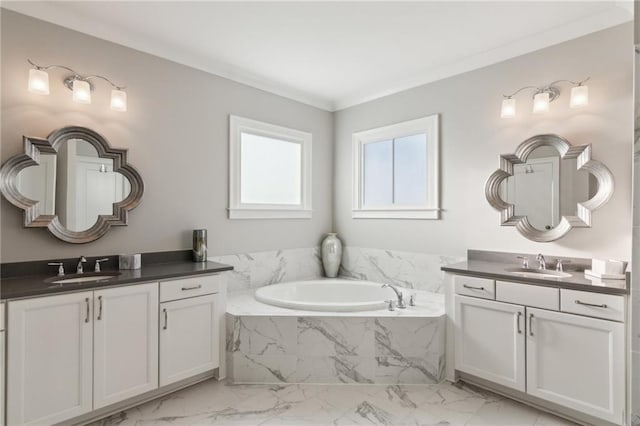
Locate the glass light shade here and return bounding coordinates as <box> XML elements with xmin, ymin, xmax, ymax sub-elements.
<box><xmin>110</xmin><ymin>89</ymin><xmax>127</xmax><ymax>112</ymax></box>
<box><xmin>72</xmin><ymin>79</ymin><xmax>91</xmax><ymax>104</ymax></box>
<box><xmin>532</xmin><ymin>92</ymin><xmax>550</xmax><ymax>113</ymax></box>
<box><xmin>570</xmin><ymin>85</ymin><xmax>589</xmax><ymax>108</ymax></box>
<box><xmin>28</xmin><ymin>68</ymin><xmax>50</xmax><ymax>95</ymax></box>
<box><xmin>500</xmin><ymin>98</ymin><xmax>516</xmax><ymax>118</ymax></box>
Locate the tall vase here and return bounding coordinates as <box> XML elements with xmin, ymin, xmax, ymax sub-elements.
<box><xmin>321</xmin><ymin>233</ymin><xmax>342</xmax><ymax>278</ymax></box>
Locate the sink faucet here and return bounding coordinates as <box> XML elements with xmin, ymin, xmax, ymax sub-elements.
<box><xmin>536</xmin><ymin>254</ymin><xmax>546</xmax><ymax>270</ymax></box>
<box><xmin>77</xmin><ymin>256</ymin><xmax>87</xmax><ymax>274</ymax></box>
<box><xmin>382</xmin><ymin>284</ymin><xmax>406</xmax><ymax>309</ymax></box>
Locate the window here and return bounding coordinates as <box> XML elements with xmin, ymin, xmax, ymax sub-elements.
<box><xmin>229</xmin><ymin>115</ymin><xmax>312</xmax><ymax>219</ymax></box>
<box><xmin>352</xmin><ymin>115</ymin><xmax>439</xmax><ymax>219</ymax></box>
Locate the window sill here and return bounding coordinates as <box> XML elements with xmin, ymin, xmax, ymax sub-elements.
<box><xmin>228</xmin><ymin>208</ymin><xmax>313</xmax><ymax>219</ymax></box>
<box><xmin>352</xmin><ymin>209</ymin><xmax>440</xmax><ymax>220</ymax></box>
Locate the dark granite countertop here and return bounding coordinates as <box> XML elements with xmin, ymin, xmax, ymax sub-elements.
<box><xmin>441</xmin><ymin>260</ymin><xmax>628</xmax><ymax>295</ymax></box>
<box><xmin>1</xmin><ymin>254</ymin><xmax>233</xmax><ymax>300</ymax></box>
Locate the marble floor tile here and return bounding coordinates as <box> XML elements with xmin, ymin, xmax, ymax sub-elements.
<box><xmin>92</xmin><ymin>379</ymin><xmax>578</xmax><ymax>426</ymax></box>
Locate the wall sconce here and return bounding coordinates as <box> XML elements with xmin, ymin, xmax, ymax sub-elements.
<box><xmin>27</xmin><ymin>59</ymin><xmax>128</xmax><ymax>112</ymax></box>
<box><xmin>501</xmin><ymin>78</ymin><xmax>589</xmax><ymax>118</ymax></box>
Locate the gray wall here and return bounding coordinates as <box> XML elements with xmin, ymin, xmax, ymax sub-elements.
<box><xmin>334</xmin><ymin>23</ymin><xmax>634</xmax><ymax>261</ymax></box>
<box><xmin>0</xmin><ymin>10</ymin><xmax>334</xmax><ymax>262</ymax></box>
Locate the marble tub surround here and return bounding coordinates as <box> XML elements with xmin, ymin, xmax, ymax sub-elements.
<box><xmin>209</xmin><ymin>247</ymin><xmax>323</xmax><ymax>293</ymax></box>
<box><xmin>91</xmin><ymin>378</ymin><xmax>577</xmax><ymax>426</ymax></box>
<box><xmin>226</xmin><ymin>290</ymin><xmax>445</xmax><ymax>385</ymax></box>
<box><xmin>339</xmin><ymin>246</ymin><xmax>465</xmax><ymax>294</ymax></box>
<box><xmin>442</xmin><ymin>249</ymin><xmax>628</xmax><ymax>295</ymax></box>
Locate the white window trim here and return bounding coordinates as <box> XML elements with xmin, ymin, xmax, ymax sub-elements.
<box><xmin>352</xmin><ymin>114</ymin><xmax>440</xmax><ymax>220</ymax></box>
<box><xmin>229</xmin><ymin>115</ymin><xmax>312</xmax><ymax>219</ymax></box>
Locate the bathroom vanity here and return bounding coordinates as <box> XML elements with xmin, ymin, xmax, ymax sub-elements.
<box><xmin>0</xmin><ymin>252</ymin><xmax>232</xmax><ymax>426</ymax></box>
<box><xmin>443</xmin><ymin>251</ymin><xmax>627</xmax><ymax>426</ymax></box>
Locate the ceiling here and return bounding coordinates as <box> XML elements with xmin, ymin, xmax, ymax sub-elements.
<box><xmin>2</xmin><ymin>1</ymin><xmax>633</xmax><ymax>111</ymax></box>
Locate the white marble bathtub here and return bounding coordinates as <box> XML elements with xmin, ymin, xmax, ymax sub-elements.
<box><xmin>255</xmin><ymin>279</ymin><xmax>397</xmax><ymax>312</ymax></box>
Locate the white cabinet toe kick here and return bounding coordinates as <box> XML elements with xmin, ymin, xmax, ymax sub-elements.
<box><xmin>450</xmin><ymin>274</ymin><xmax>627</xmax><ymax>426</ymax></box>
<box><xmin>4</xmin><ymin>273</ymin><xmax>226</xmax><ymax>426</ymax></box>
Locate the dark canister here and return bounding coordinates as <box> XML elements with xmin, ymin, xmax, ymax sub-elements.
<box><xmin>192</xmin><ymin>229</ymin><xmax>208</xmax><ymax>262</ymax></box>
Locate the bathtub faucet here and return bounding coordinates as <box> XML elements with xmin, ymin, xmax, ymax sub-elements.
<box><xmin>382</xmin><ymin>284</ymin><xmax>406</xmax><ymax>309</ymax></box>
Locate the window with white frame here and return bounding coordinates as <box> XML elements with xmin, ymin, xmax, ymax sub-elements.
<box><xmin>352</xmin><ymin>114</ymin><xmax>439</xmax><ymax>219</ymax></box>
<box><xmin>229</xmin><ymin>115</ymin><xmax>312</xmax><ymax>219</ymax></box>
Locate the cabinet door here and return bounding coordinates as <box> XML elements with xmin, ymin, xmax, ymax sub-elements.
<box><xmin>454</xmin><ymin>295</ymin><xmax>525</xmax><ymax>391</ymax></box>
<box><xmin>1</xmin><ymin>330</ymin><xmax>5</xmax><ymax>426</ymax></box>
<box><xmin>7</xmin><ymin>292</ymin><xmax>93</xmax><ymax>425</ymax></box>
<box><xmin>526</xmin><ymin>307</ymin><xmax>624</xmax><ymax>424</ymax></box>
<box><xmin>160</xmin><ymin>294</ymin><xmax>220</xmax><ymax>386</ymax></box>
<box><xmin>93</xmin><ymin>283</ymin><xmax>159</xmax><ymax>409</ymax></box>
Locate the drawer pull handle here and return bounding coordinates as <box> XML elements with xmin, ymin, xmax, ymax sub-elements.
<box><xmin>463</xmin><ymin>284</ymin><xmax>485</xmax><ymax>291</ymax></box>
<box><xmin>163</xmin><ymin>308</ymin><xmax>168</xmax><ymax>330</ymax></box>
<box><xmin>85</xmin><ymin>298</ymin><xmax>90</xmax><ymax>323</ymax></box>
<box><xmin>181</xmin><ymin>284</ymin><xmax>202</xmax><ymax>291</ymax></box>
<box><xmin>528</xmin><ymin>313</ymin><xmax>534</xmax><ymax>336</ymax></box>
<box><xmin>516</xmin><ymin>311</ymin><xmax>522</xmax><ymax>334</ymax></box>
<box><xmin>575</xmin><ymin>300</ymin><xmax>608</xmax><ymax>309</ymax></box>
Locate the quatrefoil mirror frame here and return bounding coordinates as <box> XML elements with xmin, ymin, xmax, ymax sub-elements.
<box><xmin>485</xmin><ymin>134</ymin><xmax>614</xmax><ymax>242</ymax></box>
<box><xmin>0</xmin><ymin>126</ymin><xmax>144</xmax><ymax>243</ymax></box>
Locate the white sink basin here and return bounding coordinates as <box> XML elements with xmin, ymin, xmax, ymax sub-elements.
<box><xmin>47</xmin><ymin>272</ymin><xmax>121</xmax><ymax>285</ymax></box>
<box><xmin>503</xmin><ymin>267</ymin><xmax>571</xmax><ymax>279</ymax></box>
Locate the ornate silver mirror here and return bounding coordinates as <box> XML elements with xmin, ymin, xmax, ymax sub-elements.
<box><xmin>0</xmin><ymin>126</ymin><xmax>144</xmax><ymax>243</ymax></box>
<box><xmin>485</xmin><ymin>134</ymin><xmax>614</xmax><ymax>242</ymax></box>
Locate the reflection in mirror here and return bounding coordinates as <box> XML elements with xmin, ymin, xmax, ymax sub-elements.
<box><xmin>16</xmin><ymin>139</ymin><xmax>131</xmax><ymax>232</ymax></box>
<box><xmin>499</xmin><ymin>146</ymin><xmax>598</xmax><ymax>231</ymax></box>
<box><xmin>16</xmin><ymin>153</ymin><xmax>57</xmax><ymax>215</ymax></box>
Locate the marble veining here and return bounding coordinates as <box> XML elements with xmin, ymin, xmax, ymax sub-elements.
<box><xmin>227</xmin><ymin>311</ymin><xmax>445</xmax><ymax>385</ymax></box>
<box><xmin>340</xmin><ymin>247</ymin><xmax>464</xmax><ymax>294</ymax></box>
<box><xmin>91</xmin><ymin>379</ymin><xmax>577</xmax><ymax>425</ymax></box>
<box><xmin>209</xmin><ymin>247</ymin><xmax>323</xmax><ymax>293</ymax></box>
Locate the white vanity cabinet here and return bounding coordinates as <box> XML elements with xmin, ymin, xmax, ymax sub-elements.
<box><xmin>454</xmin><ymin>296</ymin><xmax>525</xmax><ymax>392</ymax></box>
<box><xmin>7</xmin><ymin>291</ymin><xmax>94</xmax><ymax>426</ymax></box>
<box><xmin>526</xmin><ymin>307</ymin><xmax>624</xmax><ymax>423</ymax></box>
<box><xmin>159</xmin><ymin>275</ymin><xmax>221</xmax><ymax>386</ymax></box>
<box><xmin>93</xmin><ymin>283</ymin><xmax>159</xmax><ymax>409</ymax></box>
<box><xmin>453</xmin><ymin>276</ymin><xmax>626</xmax><ymax>425</ymax></box>
<box><xmin>7</xmin><ymin>284</ymin><xmax>159</xmax><ymax>425</ymax></box>
<box><xmin>1</xmin><ymin>302</ymin><xmax>6</xmax><ymax>426</ymax></box>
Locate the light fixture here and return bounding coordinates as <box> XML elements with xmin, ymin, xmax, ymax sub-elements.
<box><xmin>570</xmin><ymin>84</ymin><xmax>589</xmax><ymax>108</ymax></box>
<box><xmin>500</xmin><ymin>77</ymin><xmax>590</xmax><ymax>118</ymax></box>
<box><xmin>500</xmin><ymin>97</ymin><xmax>516</xmax><ymax>118</ymax></box>
<box><xmin>27</xmin><ymin>68</ymin><xmax>50</xmax><ymax>95</ymax></box>
<box><xmin>72</xmin><ymin>79</ymin><xmax>92</xmax><ymax>104</ymax></box>
<box><xmin>27</xmin><ymin>59</ymin><xmax>127</xmax><ymax>112</ymax></box>
<box><xmin>110</xmin><ymin>89</ymin><xmax>127</xmax><ymax>112</ymax></box>
<box><xmin>532</xmin><ymin>91</ymin><xmax>550</xmax><ymax>114</ymax></box>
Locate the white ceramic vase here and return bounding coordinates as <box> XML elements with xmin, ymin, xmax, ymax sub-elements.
<box><xmin>321</xmin><ymin>233</ymin><xmax>343</xmax><ymax>278</ymax></box>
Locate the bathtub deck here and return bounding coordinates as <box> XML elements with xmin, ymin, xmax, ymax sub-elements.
<box><xmin>227</xmin><ymin>289</ymin><xmax>444</xmax><ymax>317</ymax></box>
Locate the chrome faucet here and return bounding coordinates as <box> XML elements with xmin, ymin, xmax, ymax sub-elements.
<box><xmin>536</xmin><ymin>254</ymin><xmax>547</xmax><ymax>270</ymax></box>
<box><xmin>77</xmin><ymin>256</ymin><xmax>87</xmax><ymax>274</ymax></box>
<box><xmin>382</xmin><ymin>284</ymin><xmax>406</xmax><ymax>309</ymax></box>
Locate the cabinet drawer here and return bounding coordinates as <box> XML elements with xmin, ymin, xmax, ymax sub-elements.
<box><xmin>496</xmin><ymin>281</ymin><xmax>559</xmax><ymax>311</ymax></box>
<box><xmin>560</xmin><ymin>289</ymin><xmax>624</xmax><ymax>322</ymax></box>
<box><xmin>160</xmin><ymin>275</ymin><xmax>220</xmax><ymax>302</ymax></box>
<box><xmin>454</xmin><ymin>276</ymin><xmax>495</xmax><ymax>299</ymax></box>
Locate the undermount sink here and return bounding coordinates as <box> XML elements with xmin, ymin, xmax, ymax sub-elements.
<box><xmin>46</xmin><ymin>272</ymin><xmax>121</xmax><ymax>285</ymax></box>
<box><xmin>503</xmin><ymin>267</ymin><xmax>571</xmax><ymax>279</ymax></box>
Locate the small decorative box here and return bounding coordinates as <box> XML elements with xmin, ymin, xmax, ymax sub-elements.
<box><xmin>119</xmin><ymin>253</ymin><xmax>141</xmax><ymax>270</ymax></box>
